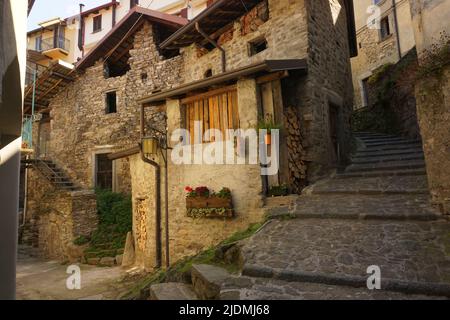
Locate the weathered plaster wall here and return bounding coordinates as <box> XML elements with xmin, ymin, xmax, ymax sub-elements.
<box><xmin>129</xmin><ymin>79</ymin><xmax>265</xmax><ymax>270</ymax></box>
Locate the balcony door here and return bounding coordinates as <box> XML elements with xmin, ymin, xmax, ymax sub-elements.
<box><xmin>53</xmin><ymin>25</ymin><xmax>65</xmax><ymax>50</ymax></box>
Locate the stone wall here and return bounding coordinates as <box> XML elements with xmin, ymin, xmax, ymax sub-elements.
<box><xmin>301</xmin><ymin>0</ymin><xmax>354</xmax><ymax>179</ymax></box>
<box><xmin>46</xmin><ymin>21</ymin><xmax>184</xmax><ymax>192</ymax></box>
<box><xmin>20</xmin><ymin>169</ymin><xmax>98</xmax><ymax>261</ymax></box>
<box><xmin>415</xmin><ymin>64</ymin><xmax>450</xmax><ymax>214</ymax></box>
<box><xmin>181</xmin><ymin>0</ymin><xmax>309</xmax><ymax>83</ymax></box>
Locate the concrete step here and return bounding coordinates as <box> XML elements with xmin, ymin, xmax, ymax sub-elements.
<box><xmin>345</xmin><ymin>160</ymin><xmax>426</xmax><ymax>173</ymax></box>
<box><xmin>240</xmin><ymin>219</ymin><xmax>450</xmax><ymax>298</ymax></box>
<box><xmin>268</xmin><ymin>194</ymin><xmax>440</xmax><ymax>221</ymax></box>
<box><xmin>220</xmin><ymin>276</ymin><xmax>446</xmax><ymax>300</ymax></box>
<box><xmin>149</xmin><ymin>283</ymin><xmax>198</xmax><ymax>300</ymax></box>
<box><xmin>191</xmin><ymin>264</ymin><xmax>231</xmax><ymax>300</ymax></box>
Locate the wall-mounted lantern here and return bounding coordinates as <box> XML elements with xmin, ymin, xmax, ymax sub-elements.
<box><xmin>141</xmin><ymin>136</ymin><xmax>159</xmax><ymax>158</ymax></box>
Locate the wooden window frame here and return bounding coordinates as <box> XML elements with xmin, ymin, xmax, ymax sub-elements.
<box><xmin>181</xmin><ymin>85</ymin><xmax>239</xmax><ymax>144</ymax></box>
<box><xmin>93</xmin><ymin>15</ymin><xmax>102</xmax><ymax>33</ymax></box>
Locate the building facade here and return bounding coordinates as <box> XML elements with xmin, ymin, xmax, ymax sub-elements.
<box><xmin>22</xmin><ymin>0</ymin><xmax>357</xmax><ymax>268</ymax></box>
<box><xmin>351</xmin><ymin>0</ymin><xmax>416</xmax><ymax>109</ymax></box>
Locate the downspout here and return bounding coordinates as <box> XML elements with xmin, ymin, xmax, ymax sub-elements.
<box><xmin>392</xmin><ymin>0</ymin><xmax>402</xmax><ymax>60</ymax></box>
<box><xmin>195</xmin><ymin>22</ymin><xmax>226</xmax><ymax>72</ymax></box>
<box><xmin>140</xmin><ymin>105</ymin><xmax>162</xmax><ymax>268</ymax></box>
<box><xmin>22</xmin><ymin>156</ymin><xmax>29</xmax><ymax>227</ymax></box>
<box><xmin>112</xmin><ymin>0</ymin><xmax>117</xmax><ymax>27</ymax></box>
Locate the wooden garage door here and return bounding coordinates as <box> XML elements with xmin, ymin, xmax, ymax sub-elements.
<box><xmin>182</xmin><ymin>85</ymin><xmax>239</xmax><ymax>143</ymax></box>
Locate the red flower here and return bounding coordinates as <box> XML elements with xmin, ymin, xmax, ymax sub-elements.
<box><xmin>185</xmin><ymin>186</ymin><xmax>193</xmax><ymax>193</ymax></box>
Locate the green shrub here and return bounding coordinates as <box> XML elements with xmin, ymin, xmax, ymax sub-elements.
<box><xmin>73</xmin><ymin>235</ymin><xmax>90</xmax><ymax>246</ymax></box>
<box><xmin>86</xmin><ymin>189</ymin><xmax>132</xmax><ymax>255</ymax></box>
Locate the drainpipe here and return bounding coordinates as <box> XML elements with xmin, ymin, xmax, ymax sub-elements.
<box><xmin>392</xmin><ymin>0</ymin><xmax>402</xmax><ymax>60</ymax></box>
<box><xmin>140</xmin><ymin>105</ymin><xmax>162</xmax><ymax>268</ymax></box>
<box><xmin>78</xmin><ymin>3</ymin><xmax>85</xmax><ymax>57</ymax></box>
<box><xmin>195</xmin><ymin>22</ymin><xmax>226</xmax><ymax>73</ymax></box>
<box><xmin>22</xmin><ymin>156</ymin><xmax>29</xmax><ymax>227</ymax></box>
<box><xmin>112</xmin><ymin>0</ymin><xmax>117</xmax><ymax>27</ymax></box>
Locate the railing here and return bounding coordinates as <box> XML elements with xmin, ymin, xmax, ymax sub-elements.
<box><xmin>40</xmin><ymin>37</ymin><xmax>70</xmax><ymax>52</ymax></box>
<box><xmin>22</xmin><ymin>115</ymin><xmax>33</xmax><ymax>149</ymax></box>
<box><xmin>25</xmin><ymin>62</ymin><xmax>47</xmax><ymax>87</ymax></box>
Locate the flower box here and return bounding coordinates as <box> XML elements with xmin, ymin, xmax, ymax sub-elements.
<box><xmin>185</xmin><ymin>187</ymin><xmax>234</xmax><ymax>219</ymax></box>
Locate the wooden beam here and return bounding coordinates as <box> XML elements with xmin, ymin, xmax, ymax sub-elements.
<box><xmin>180</xmin><ymin>84</ymin><xmax>237</xmax><ymax>105</ymax></box>
<box><xmin>256</xmin><ymin>71</ymin><xmax>289</xmax><ymax>85</ymax></box>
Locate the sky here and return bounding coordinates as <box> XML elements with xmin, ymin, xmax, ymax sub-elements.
<box><xmin>27</xmin><ymin>0</ymin><xmax>180</xmax><ymax>31</ymax></box>
<box><xmin>28</xmin><ymin>0</ymin><xmax>105</xmax><ymax>31</ymax></box>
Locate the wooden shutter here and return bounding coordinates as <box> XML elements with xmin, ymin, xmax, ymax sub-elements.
<box><xmin>182</xmin><ymin>85</ymin><xmax>239</xmax><ymax>143</ymax></box>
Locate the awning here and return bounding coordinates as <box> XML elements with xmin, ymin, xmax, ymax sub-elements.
<box><xmin>24</xmin><ymin>60</ymin><xmax>75</xmax><ymax>114</ymax></box>
<box><xmin>138</xmin><ymin>59</ymin><xmax>307</xmax><ymax>104</ymax></box>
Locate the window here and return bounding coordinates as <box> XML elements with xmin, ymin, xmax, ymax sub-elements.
<box><xmin>95</xmin><ymin>153</ymin><xmax>113</xmax><ymax>190</ymax></box>
<box><xmin>130</xmin><ymin>0</ymin><xmax>139</xmax><ymax>9</ymax></box>
<box><xmin>182</xmin><ymin>86</ymin><xmax>239</xmax><ymax>143</ymax></box>
<box><xmin>380</xmin><ymin>16</ymin><xmax>391</xmax><ymax>41</ymax></box>
<box><xmin>93</xmin><ymin>15</ymin><xmax>102</xmax><ymax>33</ymax></box>
<box><xmin>35</xmin><ymin>36</ymin><xmax>42</xmax><ymax>51</ymax></box>
<box><xmin>249</xmin><ymin>37</ymin><xmax>268</xmax><ymax>56</ymax></box>
<box><xmin>105</xmin><ymin>91</ymin><xmax>117</xmax><ymax>114</ymax></box>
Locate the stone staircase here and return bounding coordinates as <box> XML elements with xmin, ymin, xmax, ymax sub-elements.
<box><xmin>23</xmin><ymin>158</ymin><xmax>79</xmax><ymax>191</ymax></box>
<box><xmin>150</xmin><ymin>132</ymin><xmax>450</xmax><ymax>300</ymax></box>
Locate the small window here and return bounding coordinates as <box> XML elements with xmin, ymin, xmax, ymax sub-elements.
<box><xmin>249</xmin><ymin>37</ymin><xmax>268</xmax><ymax>56</ymax></box>
<box><xmin>130</xmin><ymin>0</ymin><xmax>139</xmax><ymax>9</ymax></box>
<box><xmin>380</xmin><ymin>17</ymin><xmax>391</xmax><ymax>41</ymax></box>
<box><xmin>105</xmin><ymin>91</ymin><xmax>117</xmax><ymax>114</ymax></box>
<box><xmin>93</xmin><ymin>15</ymin><xmax>102</xmax><ymax>33</ymax></box>
<box><xmin>361</xmin><ymin>78</ymin><xmax>370</xmax><ymax>107</ymax></box>
<box><xmin>204</xmin><ymin>69</ymin><xmax>213</xmax><ymax>78</ymax></box>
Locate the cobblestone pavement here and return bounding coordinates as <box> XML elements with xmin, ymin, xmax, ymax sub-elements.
<box><xmin>234</xmin><ymin>133</ymin><xmax>450</xmax><ymax>299</ymax></box>
<box><xmin>16</xmin><ymin>246</ymin><xmax>139</xmax><ymax>300</ymax></box>
<box><xmin>221</xmin><ymin>276</ymin><xmax>445</xmax><ymax>300</ymax></box>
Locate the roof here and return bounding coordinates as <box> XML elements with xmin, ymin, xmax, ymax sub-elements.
<box><xmin>28</xmin><ymin>0</ymin><xmax>35</xmax><ymax>16</ymax></box>
<box><xmin>160</xmin><ymin>0</ymin><xmax>262</xmax><ymax>50</ymax></box>
<box><xmin>139</xmin><ymin>59</ymin><xmax>308</xmax><ymax>104</ymax></box>
<box><xmin>160</xmin><ymin>0</ymin><xmax>358</xmax><ymax>58</ymax></box>
<box><xmin>76</xmin><ymin>6</ymin><xmax>188</xmax><ymax>71</ymax></box>
<box><xmin>24</xmin><ymin>60</ymin><xmax>75</xmax><ymax>114</ymax></box>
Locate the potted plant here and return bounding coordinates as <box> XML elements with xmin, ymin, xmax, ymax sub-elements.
<box><xmin>185</xmin><ymin>186</ymin><xmax>234</xmax><ymax>218</ymax></box>
<box><xmin>257</xmin><ymin>114</ymin><xmax>283</xmax><ymax>145</ymax></box>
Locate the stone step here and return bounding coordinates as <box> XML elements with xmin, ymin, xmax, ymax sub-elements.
<box><xmin>364</xmin><ymin>140</ymin><xmax>422</xmax><ymax>147</ymax></box>
<box><xmin>358</xmin><ymin>137</ymin><xmax>413</xmax><ymax>144</ymax></box>
<box><xmin>267</xmin><ymin>194</ymin><xmax>440</xmax><ymax>221</ymax></box>
<box><xmin>240</xmin><ymin>219</ymin><xmax>450</xmax><ymax>298</ymax></box>
<box><xmin>336</xmin><ymin>168</ymin><xmax>427</xmax><ymax>179</ymax></box>
<box><xmin>362</xmin><ymin>143</ymin><xmax>423</xmax><ymax>152</ymax></box>
<box><xmin>353</xmin><ymin>147</ymin><xmax>424</xmax><ymax>159</ymax></box>
<box><xmin>311</xmin><ymin>175</ymin><xmax>429</xmax><ymax>195</ymax></box>
<box><xmin>220</xmin><ymin>276</ymin><xmax>446</xmax><ymax>300</ymax></box>
<box><xmin>345</xmin><ymin>160</ymin><xmax>426</xmax><ymax>173</ymax></box>
<box><xmin>351</xmin><ymin>154</ymin><xmax>424</xmax><ymax>165</ymax></box>
<box><xmin>149</xmin><ymin>283</ymin><xmax>198</xmax><ymax>300</ymax></box>
<box><xmin>191</xmin><ymin>264</ymin><xmax>231</xmax><ymax>300</ymax></box>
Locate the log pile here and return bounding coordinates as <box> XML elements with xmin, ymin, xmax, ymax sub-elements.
<box><xmin>284</xmin><ymin>106</ymin><xmax>307</xmax><ymax>193</ymax></box>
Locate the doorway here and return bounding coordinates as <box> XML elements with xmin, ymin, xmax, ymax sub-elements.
<box><xmin>95</xmin><ymin>153</ymin><xmax>113</xmax><ymax>190</ymax></box>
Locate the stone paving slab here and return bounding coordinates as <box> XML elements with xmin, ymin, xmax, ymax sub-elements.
<box><xmin>311</xmin><ymin>175</ymin><xmax>429</xmax><ymax>195</ymax></box>
<box><xmin>268</xmin><ymin>194</ymin><xmax>441</xmax><ymax>220</ymax></box>
<box><xmin>241</xmin><ymin>219</ymin><xmax>450</xmax><ymax>296</ymax></box>
<box><xmin>220</xmin><ymin>276</ymin><xmax>446</xmax><ymax>300</ymax></box>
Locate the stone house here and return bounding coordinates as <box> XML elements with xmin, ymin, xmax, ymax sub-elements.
<box><xmin>21</xmin><ymin>7</ymin><xmax>188</xmax><ymax>260</ymax></box>
<box><xmin>351</xmin><ymin>0</ymin><xmax>416</xmax><ymax>110</ymax></box>
<box><xmin>23</xmin><ymin>0</ymin><xmax>357</xmax><ymax>266</ymax></box>
<box><xmin>111</xmin><ymin>0</ymin><xmax>357</xmax><ymax>270</ymax></box>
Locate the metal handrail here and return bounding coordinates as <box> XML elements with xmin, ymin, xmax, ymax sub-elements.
<box><xmin>40</xmin><ymin>37</ymin><xmax>70</xmax><ymax>52</ymax></box>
